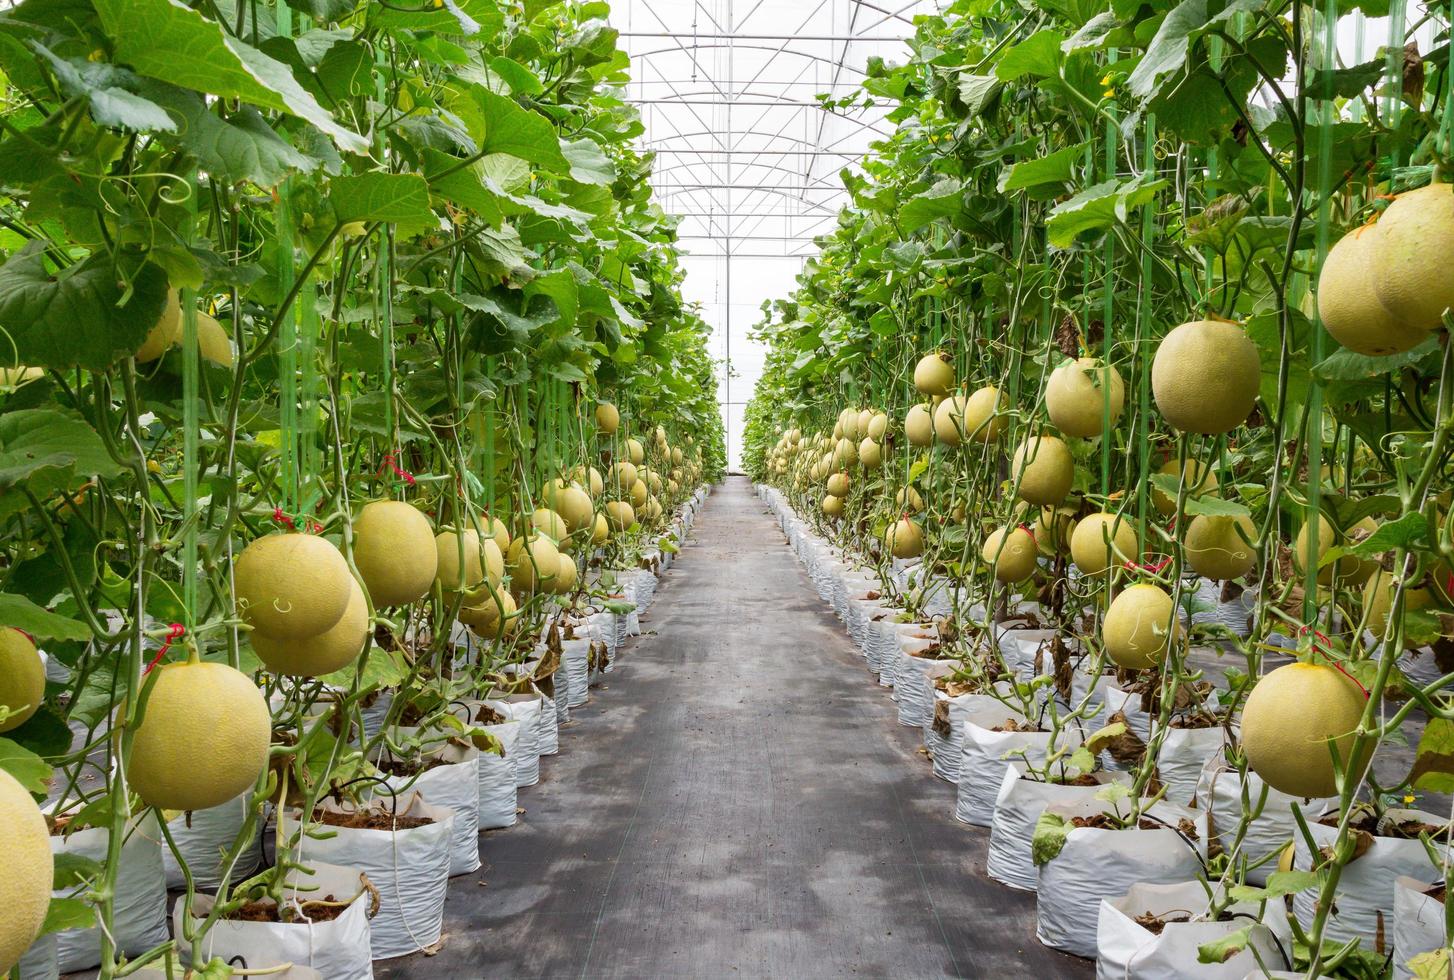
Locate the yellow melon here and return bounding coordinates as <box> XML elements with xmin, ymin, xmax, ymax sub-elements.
<box><xmin>629</xmin><ymin>479</ymin><xmax>649</xmax><ymax>510</ymax></box>
<box><xmin>195</xmin><ymin>312</ymin><xmax>234</xmax><ymax>367</ymax></box>
<box><xmin>1293</xmin><ymin>514</ymin><xmax>1379</xmax><ymax>587</ymax></box>
<box><xmin>614</xmin><ymin>461</ymin><xmax>639</xmax><ymax>490</ymax></box>
<box><xmin>461</xmin><ymin>588</ymin><xmax>516</xmax><ymax>638</ymax></box>
<box><xmin>959</xmin><ymin>385</ymin><xmax>1008</xmax><ymax>443</ymax></box>
<box><xmin>234</xmin><ymin>534</ymin><xmax>352</xmax><ymax>640</ymax></box>
<box><xmin>435</xmin><ymin>529</ymin><xmax>486</xmax><ymax>591</ymax></box>
<box><xmin>1240</xmin><ymin>662</ymin><xmax>1369</xmax><ymax>798</ymax></box>
<box><xmin>530</xmin><ymin>508</ymin><xmax>569</xmax><ymax>545</ymax></box>
<box><xmin>353</xmin><ymin>500</ymin><xmax>437</xmax><ymax>607</ymax></box>
<box><xmin>605</xmin><ymin>500</ymin><xmax>636</xmax><ymax>531</ymax></box>
<box><xmin>822</xmin><ymin>494</ymin><xmax>844</xmax><ymax>517</ymax></box>
<box><xmin>1102</xmin><ymin>583</ymin><xmax>1181</xmax><ymax>669</ymax></box>
<box><xmin>866</xmin><ymin>412</ymin><xmax>889</xmax><ymax>441</ymax></box>
<box><xmin>982</xmin><ymin>526</ymin><xmax>1038</xmax><ymax>583</ymax></box>
<box><xmin>1362</xmin><ymin>567</ymin><xmax>1437</xmax><ymax>638</ymax></box>
<box><xmin>896</xmin><ymin>486</ymin><xmax>924</xmax><ymax>514</ymax></box>
<box><xmin>1045</xmin><ymin>357</ymin><xmax>1125</xmax><ymax>437</ymax></box>
<box><xmin>858</xmin><ymin>438</ymin><xmax>883</xmax><ymax>469</ymax></box>
<box><xmin>0</xmin><ymin>629</ymin><xmax>43</xmax><ymax>733</ymax></box>
<box><xmin>135</xmin><ymin>288</ymin><xmax>182</xmax><ymax>362</ymax></box>
<box><xmin>552</xmin><ymin>552</ymin><xmax>579</xmax><ymax>594</ymax></box>
<box><xmin>826</xmin><ymin>472</ymin><xmax>851</xmax><ymax>498</ymax></box>
<box><xmin>0</xmin><ymin>767</ymin><xmax>50</xmax><ymax>974</ymax></box>
<box><xmin>1151</xmin><ymin>320</ymin><xmax>1261</xmax><ymax>434</ymax></box>
<box><xmin>1184</xmin><ymin>513</ymin><xmax>1257</xmax><ymax>581</ymax></box>
<box><xmin>1152</xmin><ymin>459</ymin><xmax>1219</xmax><ymax>516</ymax></box>
<box><xmin>251</xmin><ymin>576</ymin><xmax>368</xmax><ymax>676</ymax></box>
<box><xmin>595</xmin><ymin>402</ymin><xmax>620</xmax><ymax>434</ymax></box>
<box><xmin>1318</xmin><ymin>225</ymin><xmax>1430</xmax><ymax>355</ymax></box>
<box><xmin>507</xmin><ymin>535</ymin><xmax>560</xmax><ymax>593</ymax></box>
<box><xmin>1370</xmin><ymin>182</ymin><xmax>1454</xmax><ymax>332</ymax></box>
<box><xmin>1070</xmin><ymin>512</ymin><xmax>1138</xmax><ymax>575</ymax></box>
<box><xmin>913</xmin><ymin>352</ymin><xmax>955</xmax><ymax>396</ymax></box>
<box><xmin>1011</xmin><ymin>435</ymin><xmax>1074</xmax><ymax>505</ymax></box>
<box><xmin>128</xmin><ymin>660</ymin><xmax>270</xmax><ymax>811</ymax></box>
<box><xmin>884</xmin><ymin>518</ymin><xmax>924</xmax><ymax>559</ymax></box>
<box><xmin>1034</xmin><ymin>506</ymin><xmax>1077</xmax><ymax>556</ymax></box>
<box><xmin>905</xmin><ymin>403</ymin><xmax>934</xmax><ymax>447</ymax></box>
<box><xmin>483</xmin><ymin>514</ymin><xmax>511</xmax><ymax>553</ymax></box>
<box><xmin>624</xmin><ymin>438</ymin><xmax>645</xmax><ymax>466</ymax></box>
<box><xmin>592</xmin><ymin>512</ymin><xmax>610</xmax><ymax>545</ymax></box>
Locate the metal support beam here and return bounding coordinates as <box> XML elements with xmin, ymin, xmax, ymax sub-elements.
<box><xmin>619</xmin><ymin>31</ymin><xmax>912</xmax><ymax>41</ymax></box>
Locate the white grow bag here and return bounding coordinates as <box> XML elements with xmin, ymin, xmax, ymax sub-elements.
<box><xmin>176</xmin><ymin>861</ymin><xmax>374</xmax><ymax>980</ymax></box>
<box><xmin>287</xmin><ymin>796</ymin><xmax>453</xmax><ymax>960</ymax></box>
<box><xmin>1198</xmin><ymin>760</ymin><xmax>1332</xmax><ymax>886</ymax></box>
<box><xmin>896</xmin><ymin>653</ymin><xmax>954</xmax><ymax>729</ymax></box>
<box><xmin>1292</xmin><ymin>808</ymin><xmax>1449</xmax><ymax>949</ymax></box>
<box><xmin>928</xmin><ymin>691</ymin><xmax>1008</xmax><ymax>784</ymax></box>
<box><xmin>987</xmin><ymin>765</ymin><xmax>1126</xmax><ymax>891</ymax></box>
<box><xmin>52</xmin><ymin>812</ymin><xmax>169</xmax><ymax>972</ymax></box>
<box><xmin>1157</xmin><ymin>725</ymin><xmax>1227</xmax><ymax>807</ymax></box>
<box><xmin>163</xmin><ymin>793</ymin><xmax>262</xmax><ymax>890</ymax></box>
<box><xmin>1036</xmin><ymin>800</ymin><xmax>1208</xmax><ymax>959</ymax></box>
<box><xmin>562</xmin><ymin>638</ymin><xmax>591</xmax><ymax>707</ymax></box>
<box><xmin>956</xmin><ymin>708</ymin><xmax>1081</xmax><ymax>827</ymax></box>
<box><xmin>496</xmin><ymin>695</ymin><xmax>542</xmax><ymax>787</ymax></box>
<box><xmin>1393</xmin><ymin>877</ymin><xmax>1446</xmax><ymax>980</ymax></box>
<box><xmin>477</xmin><ymin>721</ymin><xmax>520</xmax><ymax>830</ymax></box>
<box><xmin>1096</xmin><ymin>880</ymin><xmax>1292</xmax><ymax>980</ymax></box>
<box><xmin>379</xmin><ymin>741</ymin><xmax>480</xmax><ymax>876</ymax></box>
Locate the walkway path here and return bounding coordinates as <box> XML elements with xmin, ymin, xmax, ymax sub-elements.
<box><xmin>387</xmin><ymin>476</ymin><xmax>1091</xmax><ymax>979</ymax></box>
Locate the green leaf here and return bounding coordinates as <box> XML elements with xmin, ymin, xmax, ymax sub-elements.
<box><xmin>995</xmin><ymin>30</ymin><xmax>1065</xmax><ymax>81</ymax></box>
<box><xmin>0</xmin><ymin>409</ymin><xmax>124</xmax><ymax>492</ymax></box>
<box><xmin>0</xmin><ymin>735</ymin><xmax>51</xmax><ymax>793</ymax></box>
<box><xmin>52</xmin><ymin>853</ymin><xmax>103</xmax><ymax>889</ymax></box>
<box><xmin>1315</xmin><ymin>335</ymin><xmax>1440</xmax><ymax>380</ymax></box>
<box><xmin>1045</xmin><ymin>174</ymin><xmax>1165</xmax><ymax>247</ymax></box>
<box><xmin>1128</xmin><ymin>0</ymin><xmax>1207</xmax><ymax>99</ymax></box>
<box><xmin>141</xmin><ymin>83</ymin><xmax>319</xmax><ymax>187</ymax></box>
<box><xmin>330</xmin><ymin>173</ymin><xmax>435</xmax><ymax>232</ymax></box>
<box><xmin>30</xmin><ymin>43</ymin><xmax>176</xmax><ymax>133</ymax></box>
<box><xmin>0</xmin><ymin>594</ymin><xmax>92</xmax><ymax>641</ymax></box>
<box><xmin>6</xmin><ymin>707</ymin><xmax>71</xmax><ymax>760</ymax></box>
<box><xmin>40</xmin><ymin>897</ymin><xmax>97</xmax><ymax>937</ymax></box>
<box><xmin>1347</xmin><ymin>511</ymin><xmax>1427</xmax><ymax>556</ymax></box>
<box><xmin>91</xmin><ymin>0</ymin><xmax>367</xmax><ymax>154</ymax></box>
<box><xmin>1196</xmin><ymin>923</ymin><xmax>1255</xmax><ymax>964</ymax></box>
<box><xmin>899</xmin><ymin>179</ymin><xmax>964</xmax><ymax>232</ymax></box>
<box><xmin>1184</xmin><ymin>494</ymin><xmax>1252</xmax><ymax>519</ymax></box>
<box><xmin>1410</xmin><ymin>716</ymin><xmax>1454</xmax><ymax>793</ymax></box>
<box><xmin>956</xmin><ymin>73</ymin><xmax>1001</xmax><ymax>114</ymax></box>
<box><xmin>999</xmin><ymin>142</ymin><xmax>1087</xmax><ymax>195</ymax></box>
<box><xmin>561</xmin><ymin>137</ymin><xmax>614</xmax><ymax>185</ymax></box>
<box><xmin>1032</xmin><ymin>810</ymin><xmax>1071</xmax><ymax>865</ymax></box>
<box><xmin>0</xmin><ymin>245</ymin><xmax>170</xmax><ymax>371</ymax></box>
<box><xmin>1226</xmin><ymin>869</ymin><xmax>1318</xmax><ymax>902</ymax></box>
<box><xmin>1085</xmin><ymin>721</ymin><xmax>1127</xmax><ymax>753</ymax></box>
<box><xmin>475</xmin><ymin>89</ymin><xmax>571</xmax><ymax>171</ymax></box>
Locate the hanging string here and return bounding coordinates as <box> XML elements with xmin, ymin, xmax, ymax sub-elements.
<box><xmin>1299</xmin><ymin>625</ymin><xmax>1370</xmax><ymax>698</ymax></box>
<box><xmin>143</xmin><ymin>624</ymin><xmax>186</xmax><ymax>674</ymax></box>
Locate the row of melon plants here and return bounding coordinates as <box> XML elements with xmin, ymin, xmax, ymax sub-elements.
<box><xmin>745</xmin><ymin>0</ymin><xmax>1454</xmax><ymax>976</ymax></box>
<box><xmin>0</xmin><ymin>0</ymin><xmax>724</xmax><ymax>976</ymax></box>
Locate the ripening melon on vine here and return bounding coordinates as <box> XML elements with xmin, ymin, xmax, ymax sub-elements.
<box><xmin>884</xmin><ymin>518</ymin><xmax>924</xmax><ymax>559</ymax></box>
<box><xmin>896</xmin><ymin>486</ymin><xmax>923</xmax><ymax>514</ymax></box>
<box><xmin>1069</xmin><ymin>512</ymin><xmax>1138</xmax><ymax>575</ymax></box>
<box><xmin>460</xmin><ymin>587</ymin><xmax>516</xmax><ymax>638</ymax></box>
<box><xmin>1034</xmin><ymin>505</ymin><xmax>1077</xmax><ymax>557</ymax></box>
<box><xmin>671</xmin><ymin>447</ymin><xmax>684</xmax><ymax>466</ymax></box>
<box><xmin>937</xmin><ymin>385</ymin><xmax>1007</xmax><ymax>445</ymax></box>
<box><xmin>1293</xmin><ymin>514</ymin><xmax>1379</xmax><ymax>587</ymax></box>
<box><xmin>1011</xmin><ymin>435</ymin><xmax>1074</xmax><ymax>505</ymax></box>
<box><xmin>234</xmin><ymin>533</ymin><xmax>353</xmax><ymax>641</ymax></box>
<box><xmin>1362</xmin><ymin>567</ymin><xmax>1438</xmax><ymax>639</ymax></box>
<box><xmin>834</xmin><ymin>436</ymin><xmax>858</xmax><ymax>468</ymax></box>
<box><xmin>1151</xmin><ymin>319</ymin><xmax>1261</xmax><ymax>434</ymax></box>
<box><xmin>353</xmin><ymin>500</ymin><xmax>437</xmax><ymax>607</ymax></box>
<box><xmin>822</xmin><ymin>494</ymin><xmax>844</xmax><ymax>517</ymax></box>
<box><xmin>508</xmin><ymin>534</ymin><xmax>560</xmax><ymax>593</ymax></box>
<box><xmin>135</xmin><ymin>287</ymin><xmax>182</xmax><ymax>362</ymax></box>
<box><xmin>614</xmin><ymin>461</ymin><xmax>639</xmax><ymax>490</ymax></box>
<box><xmin>627</xmin><ymin>479</ymin><xmax>648</xmax><ymax>510</ymax></box>
<box><xmin>1183</xmin><ymin>513</ymin><xmax>1257</xmax><ymax>581</ymax></box>
<box><xmin>1370</xmin><ymin>182</ymin><xmax>1454</xmax><ymax>332</ymax></box>
<box><xmin>548</xmin><ymin>483</ymin><xmax>595</xmax><ymax>535</ymax></box>
<box><xmin>645</xmin><ymin>470</ymin><xmax>664</xmax><ymax>495</ymax></box>
<box><xmin>1240</xmin><ymin>662</ymin><xmax>1369</xmax><ymax>798</ymax></box>
<box><xmin>982</xmin><ymin>526</ymin><xmax>1037</xmax><ymax>583</ymax></box>
<box><xmin>1045</xmin><ymin>357</ymin><xmax>1124</xmax><ymax>437</ymax></box>
<box><xmin>826</xmin><ymin>472</ymin><xmax>851</xmax><ymax>497</ymax></box>
<box><xmin>552</xmin><ymin>553</ymin><xmax>579</xmax><ymax>594</ymax></box>
<box><xmin>253</xmin><ymin>576</ymin><xmax>368</xmax><ymax>677</ymax></box>
<box><xmin>0</xmin><ymin>629</ymin><xmax>42</xmax><ymax>734</ymax></box>
<box><xmin>592</xmin><ymin>512</ymin><xmax>610</xmax><ymax>545</ymax></box>
<box><xmin>933</xmin><ymin>394</ymin><xmax>967</xmax><ymax>446</ymax></box>
<box><xmin>128</xmin><ymin>659</ymin><xmax>271</xmax><ymax>811</ymax></box>
<box><xmin>621</xmin><ymin>438</ymin><xmax>643</xmax><ymax>466</ymax></box>
<box><xmin>905</xmin><ymin>403</ymin><xmax>935</xmax><ymax>447</ymax></box>
<box><xmin>595</xmin><ymin>402</ymin><xmax>620</xmax><ymax>434</ymax></box>
<box><xmin>1151</xmin><ymin>459</ymin><xmax>1220</xmax><ymax>517</ymax></box>
<box><xmin>1102</xmin><ymin>583</ymin><xmax>1181</xmax><ymax>670</ymax></box>
<box><xmin>605</xmin><ymin>500</ymin><xmax>636</xmax><ymax>531</ymax></box>
<box><xmin>0</xmin><ymin>767</ymin><xmax>51</xmax><ymax>974</ymax></box>
<box><xmin>856</xmin><ymin>408</ymin><xmax>873</xmax><ymax>438</ymax></box>
<box><xmin>646</xmin><ymin>496</ymin><xmax>664</xmax><ymax>521</ymax></box>
<box><xmin>435</xmin><ymin>528</ymin><xmax>499</xmax><ymax>591</ymax></box>
<box><xmin>913</xmin><ymin>352</ymin><xmax>955</xmax><ymax>396</ymax></box>
<box><xmin>859</xmin><ymin>438</ymin><xmax>883</xmax><ymax>469</ymax></box>
<box><xmin>842</xmin><ymin>409</ymin><xmax>861</xmax><ymax>441</ymax></box>
<box><xmin>866</xmin><ymin>411</ymin><xmax>888</xmax><ymax>441</ymax></box>
<box><xmin>1318</xmin><ymin>225</ymin><xmax>1430</xmax><ymax>355</ymax></box>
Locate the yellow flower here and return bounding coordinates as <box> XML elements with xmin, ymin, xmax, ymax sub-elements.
<box><xmin>1403</xmin><ymin>793</ymin><xmax>1416</xmax><ymax>804</ymax></box>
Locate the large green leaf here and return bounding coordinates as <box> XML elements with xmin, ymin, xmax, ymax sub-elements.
<box><xmin>474</xmin><ymin>89</ymin><xmax>570</xmax><ymax>171</ymax></box>
<box><xmin>900</xmin><ymin>179</ymin><xmax>964</xmax><ymax>232</ymax></box>
<box><xmin>0</xmin><ymin>594</ymin><xmax>92</xmax><ymax>640</ymax></box>
<box><xmin>999</xmin><ymin>142</ymin><xmax>1088</xmax><ymax>196</ymax></box>
<box><xmin>30</xmin><ymin>43</ymin><xmax>175</xmax><ymax>133</ymax></box>
<box><xmin>0</xmin><ymin>409</ymin><xmax>122</xmax><ymax>504</ymax></box>
<box><xmin>995</xmin><ymin>30</ymin><xmax>1065</xmax><ymax>81</ymax></box>
<box><xmin>1045</xmin><ymin>174</ymin><xmax>1165</xmax><ymax>247</ymax></box>
<box><xmin>0</xmin><ymin>735</ymin><xmax>51</xmax><ymax>793</ymax></box>
<box><xmin>0</xmin><ymin>245</ymin><xmax>169</xmax><ymax>370</ymax></box>
<box><xmin>330</xmin><ymin>173</ymin><xmax>435</xmax><ymax>232</ymax></box>
<box><xmin>142</xmin><ymin>82</ymin><xmax>320</xmax><ymax>187</ymax></box>
<box><xmin>91</xmin><ymin>0</ymin><xmax>367</xmax><ymax>154</ymax></box>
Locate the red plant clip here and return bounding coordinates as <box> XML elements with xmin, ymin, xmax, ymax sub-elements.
<box><xmin>378</xmin><ymin>452</ymin><xmax>416</xmax><ymax>487</ymax></box>
<box><xmin>1124</xmin><ymin>555</ymin><xmax>1172</xmax><ymax>574</ymax></box>
<box><xmin>1017</xmin><ymin>522</ymin><xmax>1037</xmax><ymax>544</ymax></box>
<box><xmin>1299</xmin><ymin>625</ymin><xmax>1369</xmax><ymax>699</ymax></box>
<box><xmin>143</xmin><ymin>624</ymin><xmax>185</xmax><ymax>674</ymax></box>
<box><xmin>272</xmin><ymin>507</ymin><xmax>297</xmax><ymax>531</ymax></box>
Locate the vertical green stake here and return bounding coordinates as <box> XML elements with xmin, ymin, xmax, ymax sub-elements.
<box><xmin>181</xmin><ymin>172</ymin><xmax>200</xmax><ymax>629</ymax></box>
<box><xmin>1102</xmin><ymin>50</ymin><xmax>1118</xmax><ymax>497</ymax></box>
<box><xmin>274</xmin><ymin>1</ymin><xmax>298</xmax><ymax>515</ymax></box>
<box><xmin>1134</xmin><ymin>118</ymin><xmax>1156</xmax><ymax>539</ymax></box>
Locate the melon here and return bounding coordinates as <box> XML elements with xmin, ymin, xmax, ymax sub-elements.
<box><xmin>530</xmin><ymin>507</ymin><xmax>570</xmax><ymax>545</ymax></box>
<box><xmin>552</xmin><ymin>553</ymin><xmax>579</xmax><ymax>594</ymax></box>
<box><xmin>1318</xmin><ymin>225</ymin><xmax>1430</xmax><ymax>355</ymax></box>
<box><xmin>884</xmin><ymin>518</ymin><xmax>924</xmax><ymax>559</ymax></box>
<box><xmin>483</xmin><ymin>515</ymin><xmax>511</xmax><ymax>552</ymax></box>
<box><xmin>672</xmin><ymin>447</ymin><xmax>684</xmax><ymax>466</ymax></box>
<box><xmin>1069</xmin><ymin>512</ymin><xmax>1138</xmax><ymax>575</ymax></box>
<box><xmin>822</xmin><ymin>494</ymin><xmax>844</xmax><ymax>517</ymax></box>
<box><xmin>1034</xmin><ymin>506</ymin><xmax>1077</xmax><ymax>556</ymax></box>
<box><xmin>629</xmin><ymin>479</ymin><xmax>649</xmax><ymax>509</ymax></box>
<box><xmin>128</xmin><ymin>659</ymin><xmax>270</xmax><ymax>811</ymax></box>
<box><xmin>252</xmin><ymin>576</ymin><xmax>368</xmax><ymax>676</ymax></box>
<box><xmin>1011</xmin><ymin>435</ymin><xmax>1074</xmax><ymax>505</ymax></box>
<box><xmin>1151</xmin><ymin>320</ymin><xmax>1261</xmax><ymax>434</ymax></box>
<box><xmin>896</xmin><ymin>486</ymin><xmax>924</xmax><ymax>514</ymax></box>
<box><xmin>1102</xmin><ymin>583</ymin><xmax>1181</xmax><ymax>669</ymax></box>
<box><xmin>905</xmin><ymin>403</ymin><xmax>934</xmax><ymax>447</ymax></box>
<box><xmin>1293</xmin><ymin>514</ymin><xmax>1379</xmax><ymax>586</ymax></box>
<box><xmin>959</xmin><ymin>385</ymin><xmax>1008</xmax><ymax>443</ymax></box>
<box><xmin>1152</xmin><ymin>459</ymin><xmax>1219</xmax><ymax>516</ymax></box>
<box><xmin>353</xmin><ymin>500</ymin><xmax>437</xmax><ymax>607</ymax></box>
<box><xmin>1183</xmin><ymin>513</ymin><xmax>1257</xmax><ymax>581</ymax></box>
<box><xmin>866</xmin><ymin>412</ymin><xmax>889</xmax><ymax>441</ymax></box>
<box><xmin>0</xmin><ymin>767</ymin><xmax>50</xmax><ymax>974</ymax></box>
<box><xmin>833</xmin><ymin>437</ymin><xmax>858</xmax><ymax>468</ymax></box>
<box><xmin>859</xmin><ymin>438</ymin><xmax>883</xmax><ymax>469</ymax></box>
<box><xmin>1370</xmin><ymin>182</ymin><xmax>1454</xmax><ymax>332</ymax></box>
<box><xmin>841</xmin><ymin>410</ymin><xmax>861</xmax><ymax>441</ymax></box>
<box><xmin>826</xmin><ymin>472</ymin><xmax>851</xmax><ymax>497</ymax></box>
<box><xmin>913</xmin><ymin>352</ymin><xmax>955</xmax><ymax>396</ymax></box>
<box><xmin>1363</xmin><ymin>567</ymin><xmax>1437</xmax><ymax>638</ymax></box>
<box><xmin>625</xmin><ymin>438</ymin><xmax>646</xmax><ymax>465</ymax></box>
<box><xmin>550</xmin><ymin>485</ymin><xmax>595</xmax><ymax>535</ymax></box>
<box><xmin>592</xmin><ymin>512</ymin><xmax>610</xmax><ymax>545</ymax></box>
<box><xmin>195</xmin><ymin>312</ymin><xmax>234</xmax><ymax>367</ymax></box>
<box><xmin>574</xmin><ymin>466</ymin><xmax>605</xmax><ymax>498</ymax></box>
<box><xmin>460</xmin><ymin>587</ymin><xmax>516</xmax><ymax>638</ymax></box>
<box><xmin>0</xmin><ymin>629</ymin><xmax>43</xmax><ymax>733</ymax></box>
<box><xmin>982</xmin><ymin>526</ymin><xmax>1038</xmax><ymax>583</ymax></box>
<box><xmin>595</xmin><ymin>402</ymin><xmax>620</xmax><ymax>434</ymax></box>
<box><xmin>1240</xmin><ymin>662</ymin><xmax>1369</xmax><ymax>798</ymax></box>
<box><xmin>435</xmin><ymin>529</ymin><xmax>490</xmax><ymax>591</ymax></box>
<box><xmin>1045</xmin><ymin>357</ymin><xmax>1125</xmax><ymax>437</ymax></box>
<box><xmin>932</xmin><ymin>395</ymin><xmax>967</xmax><ymax>446</ymax></box>
<box><xmin>605</xmin><ymin>500</ymin><xmax>636</xmax><ymax>531</ymax></box>
<box><xmin>234</xmin><ymin>534</ymin><xmax>352</xmax><ymax>640</ymax></box>
<box><xmin>135</xmin><ymin>288</ymin><xmax>182</xmax><ymax>362</ymax></box>
<box><xmin>507</xmin><ymin>535</ymin><xmax>560</xmax><ymax>593</ymax></box>
<box><xmin>614</xmin><ymin>461</ymin><xmax>639</xmax><ymax>490</ymax></box>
